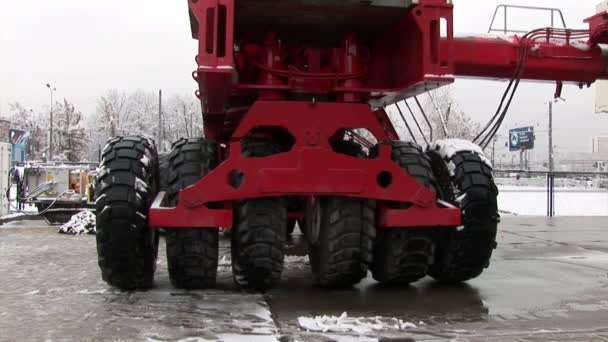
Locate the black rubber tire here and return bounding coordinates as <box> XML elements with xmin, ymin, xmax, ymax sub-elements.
<box><xmin>165</xmin><ymin>138</ymin><xmax>220</xmax><ymax>289</ymax></box>
<box><xmin>333</xmin><ymin>139</ymin><xmax>365</xmax><ymax>157</ymax></box>
<box><xmin>95</xmin><ymin>136</ymin><xmax>159</xmax><ymax>290</ymax></box>
<box><xmin>232</xmin><ymin>141</ymin><xmax>287</xmax><ymax>291</ymax></box>
<box><xmin>232</xmin><ymin>198</ymin><xmax>287</xmax><ymax>291</ymax></box>
<box><xmin>428</xmin><ymin>151</ymin><xmax>499</xmax><ymax>284</ymax></box>
<box><xmin>370</xmin><ymin>142</ymin><xmax>437</xmax><ymax>286</ymax></box>
<box><xmin>309</xmin><ymin>197</ymin><xmax>375</xmax><ymax>288</ymax></box>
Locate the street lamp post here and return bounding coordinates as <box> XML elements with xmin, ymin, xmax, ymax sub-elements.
<box><xmin>46</xmin><ymin>83</ymin><xmax>56</xmax><ymax>161</ymax></box>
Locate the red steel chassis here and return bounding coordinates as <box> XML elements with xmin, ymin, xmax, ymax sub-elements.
<box><xmin>149</xmin><ymin>0</ymin><xmax>608</xmax><ymax>229</ymax></box>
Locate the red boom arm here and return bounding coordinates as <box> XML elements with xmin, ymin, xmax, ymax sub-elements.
<box><xmin>448</xmin><ymin>32</ymin><xmax>607</xmax><ymax>85</ymax></box>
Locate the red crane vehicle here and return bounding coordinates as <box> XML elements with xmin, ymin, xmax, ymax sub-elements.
<box><xmin>94</xmin><ymin>1</ymin><xmax>608</xmax><ymax>290</ymax></box>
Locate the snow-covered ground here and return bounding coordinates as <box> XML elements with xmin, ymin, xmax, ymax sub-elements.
<box><xmin>498</xmin><ymin>185</ymin><xmax>608</xmax><ymax>216</ymax></box>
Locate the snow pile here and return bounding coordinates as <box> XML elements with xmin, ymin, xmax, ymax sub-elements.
<box><xmin>58</xmin><ymin>211</ymin><xmax>96</xmax><ymax>235</ymax></box>
<box><xmin>0</xmin><ymin>213</ymin><xmax>26</xmax><ymax>221</ymax></box>
<box><xmin>219</xmin><ymin>255</ymin><xmax>231</xmax><ymax>267</ymax></box>
<box><xmin>454</xmin><ymin>32</ymin><xmax>517</xmax><ymax>44</ymax></box>
<box><xmin>298</xmin><ymin>312</ymin><xmax>419</xmax><ymax>334</ymax></box>
<box><xmin>430</xmin><ymin>139</ymin><xmax>485</xmax><ymax>161</ymax></box>
<box><xmin>430</xmin><ymin>139</ymin><xmax>492</xmax><ymax>176</ymax></box>
<box><xmin>285</xmin><ymin>255</ymin><xmax>309</xmax><ymax>265</ymax></box>
<box><xmin>547</xmin><ymin>37</ymin><xmax>590</xmax><ymax>51</ymax></box>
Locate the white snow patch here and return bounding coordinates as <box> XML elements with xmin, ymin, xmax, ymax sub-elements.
<box><xmin>424</xmin><ymin>74</ymin><xmax>454</xmax><ymax>79</ymax></box>
<box><xmin>219</xmin><ymin>255</ymin><xmax>231</xmax><ymax>267</ymax></box>
<box><xmin>218</xmin><ymin>255</ymin><xmax>309</xmax><ymax>268</ymax></box>
<box><xmin>446</xmin><ymin>161</ymin><xmax>457</xmax><ymax>177</ymax></box>
<box><xmin>58</xmin><ymin>211</ymin><xmax>96</xmax><ymax>235</ymax></box>
<box><xmin>140</xmin><ymin>154</ymin><xmax>150</xmax><ymax>167</ymax></box>
<box><xmin>216</xmin><ymin>334</ymin><xmax>278</xmax><ymax>342</ymax></box>
<box><xmin>76</xmin><ymin>289</ymin><xmax>107</xmax><ymax>295</ymax></box>
<box><xmin>547</xmin><ymin>37</ymin><xmax>591</xmax><ymax>51</ymax></box>
<box><xmin>430</xmin><ymin>139</ymin><xmax>492</xmax><ymax>174</ymax></box>
<box><xmin>455</xmin><ymin>32</ymin><xmax>517</xmax><ymax>44</ymax></box>
<box><xmin>1</xmin><ymin>213</ymin><xmax>26</xmax><ymax>221</ymax></box>
<box><xmin>285</xmin><ymin>255</ymin><xmax>309</xmax><ymax>265</ymax></box>
<box><xmin>533</xmin><ymin>329</ymin><xmax>563</xmax><ymax>334</ymax></box>
<box><xmin>298</xmin><ymin>312</ymin><xmax>418</xmax><ymax>334</ymax></box>
<box><xmin>498</xmin><ymin>185</ymin><xmax>608</xmax><ymax>216</ymax></box>
<box><xmin>134</xmin><ymin>177</ymin><xmax>149</xmax><ymax>193</ymax></box>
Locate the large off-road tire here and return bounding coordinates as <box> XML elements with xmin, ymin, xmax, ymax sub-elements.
<box><xmin>333</xmin><ymin>139</ymin><xmax>365</xmax><ymax>157</ymax></box>
<box><xmin>370</xmin><ymin>142</ymin><xmax>436</xmax><ymax>286</ymax></box>
<box><xmin>95</xmin><ymin>136</ymin><xmax>160</xmax><ymax>290</ymax></box>
<box><xmin>309</xmin><ymin>197</ymin><xmax>376</xmax><ymax>288</ymax></box>
<box><xmin>428</xmin><ymin>150</ymin><xmax>499</xmax><ymax>283</ymax></box>
<box><xmin>165</xmin><ymin>138</ymin><xmax>219</xmax><ymax>289</ymax></box>
<box><xmin>232</xmin><ymin>198</ymin><xmax>287</xmax><ymax>291</ymax></box>
<box><xmin>232</xmin><ymin>141</ymin><xmax>287</xmax><ymax>291</ymax></box>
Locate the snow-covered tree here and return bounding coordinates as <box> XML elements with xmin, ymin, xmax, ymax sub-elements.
<box><xmin>96</xmin><ymin>90</ymin><xmax>129</xmax><ymax>138</ymax></box>
<box><xmin>424</xmin><ymin>87</ymin><xmax>480</xmax><ymax>141</ymax></box>
<box><xmin>89</xmin><ymin>90</ymin><xmax>156</xmax><ymax>159</ymax></box>
<box><xmin>52</xmin><ymin>99</ymin><xmax>88</xmax><ymax>162</ymax></box>
<box><xmin>386</xmin><ymin>86</ymin><xmax>480</xmax><ymax>145</ymax></box>
<box><xmin>165</xmin><ymin>94</ymin><xmax>203</xmax><ymax>141</ymax></box>
<box><xmin>89</xmin><ymin>90</ymin><xmax>203</xmax><ymax>156</ymax></box>
<box><xmin>123</xmin><ymin>90</ymin><xmax>158</xmax><ymax>139</ymax></box>
<box><xmin>1</xmin><ymin>102</ymin><xmax>48</xmax><ymax>160</ymax></box>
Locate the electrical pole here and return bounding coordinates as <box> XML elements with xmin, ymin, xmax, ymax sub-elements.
<box><xmin>549</xmin><ymin>101</ymin><xmax>554</xmax><ymax>173</ymax></box>
<box><xmin>492</xmin><ymin>135</ymin><xmax>497</xmax><ymax>166</ymax></box>
<box><xmin>547</xmin><ymin>100</ymin><xmax>555</xmax><ymax>217</ymax></box>
<box><xmin>46</xmin><ymin>83</ymin><xmax>56</xmax><ymax>161</ymax></box>
<box><xmin>158</xmin><ymin>90</ymin><xmax>163</xmax><ymax>148</ymax></box>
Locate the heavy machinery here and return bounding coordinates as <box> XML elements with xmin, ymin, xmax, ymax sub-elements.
<box><xmin>95</xmin><ymin>1</ymin><xmax>608</xmax><ymax>290</ymax></box>
<box><xmin>11</xmin><ymin>163</ymin><xmax>97</xmax><ymax>224</ymax></box>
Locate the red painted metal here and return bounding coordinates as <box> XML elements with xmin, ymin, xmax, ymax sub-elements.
<box><xmin>586</xmin><ymin>11</ymin><xmax>608</xmax><ymax>45</ymax></box>
<box><xmin>258</xmin><ymin>32</ymin><xmax>285</xmax><ymax>101</ymax></box>
<box><xmin>159</xmin><ymin>0</ymin><xmax>608</xmax><ymax>231</ymax></box>
<box><xmin>383</xmin><ymin>206</ymin><xmax>462</xmax><ymax>228</ymax></box>
<box><xmin>149</xmin><ymin>101</ymin><xmax>460</xmax><ymax>229</ymax></box>
<box><xmin>337</xmin><ymin>33</ymin><xmax>364</xmax><ymax>103</ymax></box>
<box><xmin>448</xmin><ymin>33</ymin><xmax>607</xmax><ymax>84</ymax></box>
<box><xmin>189</xmin><ymin>0</ymin><xmax>234</xmax><ymax>140</ymax></box>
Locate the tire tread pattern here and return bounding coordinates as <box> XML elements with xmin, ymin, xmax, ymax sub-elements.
<box><xmin>312</xmin><ymin>198</ymin><xmax>376</xmax><ymax>288</ymax></box>
<box><xmin>95</xmin><ymin>136</ymin><xmax>159</xmax><ymax>290</ymax></box>
<box><xmin>429</xmin><ymin>151</ymin><xmax>499</xmax><ymax>283</ymax></box>
<box><xmin>165</xmin><ymin>138</ymin><xmax>219</xmax><ymax>289</ymax></box>
<box><xmin>232</xmin><ymin>141</ymin><xmax>286</xmax><ymax>291</ymax></box>
<box><xmin>371</xmin><ymin>141</ymin><xmax>436</xmax><ymax>285</ymax></box>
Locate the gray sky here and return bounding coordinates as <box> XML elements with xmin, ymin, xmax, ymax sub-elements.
<box><xmin>0</xmin><ymin>0</ymin><xmax>604</xmax><ymax>159</ymax></box>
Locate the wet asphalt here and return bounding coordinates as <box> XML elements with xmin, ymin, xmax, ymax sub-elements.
<box><xmin>1</xmin><ymin>217</ymin><xmax>608</xmax><ymax>341</ymax></box>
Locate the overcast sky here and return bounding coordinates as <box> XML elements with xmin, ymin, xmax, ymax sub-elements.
<box><xmin>0</xmin><ymin>0</ymin><xmax>605</xmax><ymax>160</ymax></box>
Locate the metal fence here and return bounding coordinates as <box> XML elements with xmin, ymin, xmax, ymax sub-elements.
<box><xmin>494</xmin><ymin>170</ymin><xmax>608</xmax><ymax>217</ymax></box>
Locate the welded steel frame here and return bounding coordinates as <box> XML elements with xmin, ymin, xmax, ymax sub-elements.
<box><xmin>149</xmin><ymin>101</ymin><xmax>461</xmax><ymax>229</ymax></box>
<box><xmin>489</xmin><ymin>5</ymin><xmax>567</xmax><ymax>34</ymax></box>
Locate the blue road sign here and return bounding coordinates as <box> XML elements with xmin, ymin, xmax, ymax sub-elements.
<box><xmin>509</xmin><ymin>126</ymin><xmax>535</xmax><ymax>151</ymax></box>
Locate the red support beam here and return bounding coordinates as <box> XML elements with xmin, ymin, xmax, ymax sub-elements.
<box><xmin>447</xmin><ymin>35</ymin><xmax>607</xmax><ymax>84</ymax></box>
